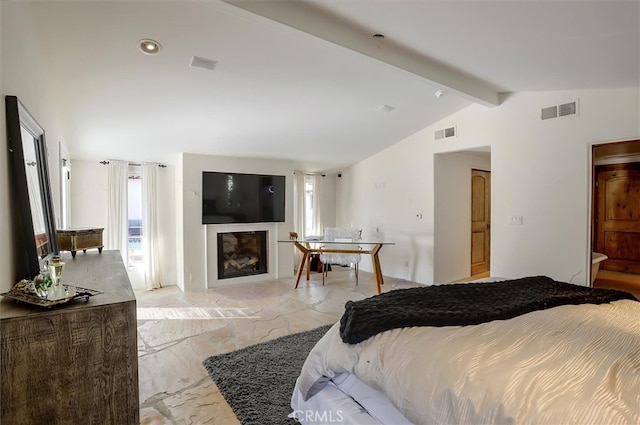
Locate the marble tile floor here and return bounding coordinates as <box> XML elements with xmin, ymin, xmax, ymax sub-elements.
<box><xmin>136</xmin><ymin>268</ymin><xmax>420</xmax><ymax>424</ymax></box>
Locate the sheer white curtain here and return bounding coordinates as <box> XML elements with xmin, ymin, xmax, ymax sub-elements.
<box><xmin>141</xmin><ymin>163</ymin><xmax>161</xmax><ymax>290</ymax></box>
<box><xmin>292</xmin><ymin>172</ymin><xmax>306</xmax><ymax>268</ymax></box>
<box><xmin>293</xmin><ymin>172</ymin><xmax>306</xmax><ymax>237</ymax></box>
<box><xmin>106</xmin><ymin>161</ymin><xmax>129</xmax><ymax>263</ymax></box>
<box><xmin>293</xmin><ymin>172</ymin><xmax>325</xmax><ymax>237</ymax></box>
<box><xmin>310</xmin><ymin>174</ymin><xmax>324</xmax><ymax>236</ymax></box>
<box><xmin>292</xmin><ymin>172</ymin><xmax>326</xmax><ymax>270</ymax></box>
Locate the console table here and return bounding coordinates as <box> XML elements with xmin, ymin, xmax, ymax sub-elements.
<box><xmin>0</xmin><ymin>250</ymin><xmax>139</xmax><ymax>424</ymax></box>
<box><xmin>57</xmin><ymin>227</ymin><xmax>104</xmax><ymax>258</ymax></box>
<box><xmin>280</xmin><ymin>239</ymin><xmax>395</xmax><ymax>294</ymax></box>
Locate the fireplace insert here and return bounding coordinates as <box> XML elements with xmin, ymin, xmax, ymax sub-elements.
<box><xmin>217</xmin><ymin>231</ymin><xmax>268</xmax><ymax>279</ymax></box>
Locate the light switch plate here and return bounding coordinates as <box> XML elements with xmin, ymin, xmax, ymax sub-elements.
<box><xmin>508</xmin><ymin>216</ymin><xmax>524</xmax><ymax>225</ymax></box>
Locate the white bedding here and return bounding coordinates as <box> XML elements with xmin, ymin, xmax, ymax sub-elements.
<box><xmin>291</xmin><ymin>373</ymin><xmax>413</xmax><ymax>424</ymax></box>
<box><xmin>295</xmin><ymin>299</ymin><xmax>640</xmax><ymax>424</ymax></box>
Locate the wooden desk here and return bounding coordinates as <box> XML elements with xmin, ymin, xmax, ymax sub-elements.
<box><xmin>285</xmin><ymin>240</ymin><xmax>394</xmax><ymax>294</ymax></box>
<box><xmin>0</xmin><ymin>251</ymin><xmax>139</xmax><ymax>424</ymax></box>
<box><xmin>57</xmin><ymin>227</ymin><xmax>104</xmax><ymax>258</ymax></box>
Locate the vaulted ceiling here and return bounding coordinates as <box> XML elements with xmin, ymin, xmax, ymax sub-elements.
<box><xmin>3</xmin><ymin>0</ymin><xmax>638</xmax><ymax>171</ymax></box>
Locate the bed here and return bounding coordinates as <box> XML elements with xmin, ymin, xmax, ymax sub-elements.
<box><xmin>290</xmin><ymin>276</ymin><xmax>640</xmax><ymax>424</ymax></box>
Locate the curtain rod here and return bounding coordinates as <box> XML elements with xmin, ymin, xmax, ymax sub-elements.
<box><xmin>99</xmin><ymin>160</ymin><xmax>166</xmax><ymax>168</ymax></box>
<box><xmin>294</xmin><ymin>171</ymin><xmax>326</xmax><ymax>177</ymax></box>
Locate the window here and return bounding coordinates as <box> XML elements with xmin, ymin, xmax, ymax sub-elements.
<box><xmin>294</xmin><ymin>172</ymin><xmax>324</xmax><ymax>240</ymax></box>
<box><xmin>128</xmin><ymin>166</ymin><xmax>143</xmax><ymax>265</ymax></box>
<box><xmin>304</xmin><ymin>176</ymin><xmax>315</xmax><ymax>237</ymax></box>
<box><xmin>61</xmin><ymin>159</ymin><xmax>71</xmax><ymax>229</ymax></box>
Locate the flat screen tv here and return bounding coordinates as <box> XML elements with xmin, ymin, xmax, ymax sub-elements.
<box><xmin>202</xmin><ymin>171</ymin><xmax>286</xmax><ymax>224</ymax></box>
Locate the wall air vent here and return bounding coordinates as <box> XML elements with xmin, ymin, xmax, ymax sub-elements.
<box><xmin>541</xmin><ymin>99</ymin><xmax>579</xmax><ymax>120</ymax></box>
<box><xmin>541</xmin><ymin>106</ymin><xmax>558</xmax><ymax>120</ymax></box>
<box><xmin>558</xmin><ymin>101</ymin><xmax>577</xmax><ymax>117</ymax></box>
<box><xmin>435</xmin><ymin>125</ymin><xmax>456</xmax><ymax>140</ymax></box>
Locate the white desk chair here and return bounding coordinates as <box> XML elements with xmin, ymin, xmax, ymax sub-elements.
<box><xmin>319</xmin><ymin>227</ymin><xmax>362</xmax><ymax>285</ymax></box>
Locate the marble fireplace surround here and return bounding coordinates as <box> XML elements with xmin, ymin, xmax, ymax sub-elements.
<box><xmin>205</xmin><ymin>223</ymin><xmax>280</xmax><ymax>288</ymax></box>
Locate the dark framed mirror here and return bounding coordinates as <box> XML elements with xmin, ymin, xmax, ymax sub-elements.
<box><xmin>6</xmin><ymin>95</ymin><xmax>59</xmax><ymax>280</ymax></box>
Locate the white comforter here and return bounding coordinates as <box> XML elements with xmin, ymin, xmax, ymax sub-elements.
<box><xmin>297</xmin><ymin>299</ymin><xmax>640</xmax><ymax>424</ymax></box>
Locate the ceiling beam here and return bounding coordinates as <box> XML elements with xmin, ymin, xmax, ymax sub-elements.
<box><xmin>223</xmin><ymin>0</ymin><xmax>500</xmax><ymax>107</ymax></box>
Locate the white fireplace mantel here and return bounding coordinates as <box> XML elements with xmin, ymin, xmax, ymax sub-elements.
<box><xmin>205</xmin><ymin>223</ymin><xmax>280</xmax><ymax>288</ymax></box>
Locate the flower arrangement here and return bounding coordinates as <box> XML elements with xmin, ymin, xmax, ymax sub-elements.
<box><xmin>33</xmin><ymin>272</ymin><xmax>53</xmax><ymax>298</ymax></box>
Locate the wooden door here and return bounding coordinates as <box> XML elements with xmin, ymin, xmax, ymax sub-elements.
<box><xmin>595</xmin><ymin>163</ymin><xmax>640</xmax><ymax>274</ymax></box>
<box><xmin>471</xmin><ymin>169</ymin><xmax>491</xmax><ymax>276</ymax></box>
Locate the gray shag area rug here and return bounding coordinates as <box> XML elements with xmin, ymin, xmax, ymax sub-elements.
<box><xmin>203</xmin><ymin>325</ymin><xmax>333</xmax><ymax>425</ymax></box>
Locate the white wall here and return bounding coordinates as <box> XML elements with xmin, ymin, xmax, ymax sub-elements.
<box><xmin>70</xmin><ymin>160</ymin><xmax>108</xmax><ymax>228</ymax></box>
<box><xmin>338</xmin><ymin>88</ymin><xmax>640</xmax><ymax>286</ymax></box>
<box><xmin>434</xmin><ymin>150</ymin><xmax>491</xmax><ymax>283</ymax></box>
<box><xmin>335</xmin><ymin>141</ymin><xmax>436</xmax><ymax>283</ymax></box>
<box><xmin>177</xmin><ymin>152</ymin><xmax>295</xmax><ymax>291</ymax></box>
<box><xmin>1</xmin><ymin>4</ymin><xmax>68</xmax><ymax>290</ymax></box>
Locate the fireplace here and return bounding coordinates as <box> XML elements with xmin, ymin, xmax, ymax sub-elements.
<box><xmin>217</xmin><ymin>231</ymin><xmax>268</xmax><ymax>280</ymax></box>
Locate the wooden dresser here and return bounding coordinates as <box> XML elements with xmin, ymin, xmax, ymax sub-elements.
<box><xmin>0</xmin><ymin>251</ymin><xmax>139</xmax><ymax>424</ymax></box>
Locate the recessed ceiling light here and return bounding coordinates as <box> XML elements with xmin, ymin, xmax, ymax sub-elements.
<box><xmin>138</xmin><ymin>39</ymin><xmax>161</xmax><ymax>55</ymax></box>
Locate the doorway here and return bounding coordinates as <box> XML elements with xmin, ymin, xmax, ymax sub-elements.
<box><xmin>433</xmin><ymin>149</ymin><xmax>491</xmax><ymax>283</ymax></box>
<box><xmin>471</xmin><ymin>169</ymin><xmax>491</xmax><ymax>277</ymax></box>
<box><xmin>591</xmin><ymin>140</ymin><xmax>640</xmax><ymax>295</ymax></box>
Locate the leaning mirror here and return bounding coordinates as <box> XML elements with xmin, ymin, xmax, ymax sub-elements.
<box><xmin>6</xmin><ymin>95</ymin><xmax>59</xmax><ymax>280</ymax></box>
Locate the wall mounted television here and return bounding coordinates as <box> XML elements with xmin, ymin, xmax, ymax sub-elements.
<box><xmin>202</xmin><ymin>171</ymin><xmax>286</xmax><ymax>224</ymax></box>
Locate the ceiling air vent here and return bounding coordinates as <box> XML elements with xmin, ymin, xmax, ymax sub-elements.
<box><xmin>190</xmin><ymin>56</ymin><xmax>217</xmax><ymax>71</ymax></box>
<box><xmin>541</xmin><ymin>99</ymin><xmax>579</xmax><ymax>120</ymax></box>
<box><xmin>435</xmin><ymin>125</ymin><xmax>456</xmax><ymax>140</ymax></box>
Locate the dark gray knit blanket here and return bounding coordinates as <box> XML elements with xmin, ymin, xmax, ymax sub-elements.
<box><xmin>339</xmin><ymin>276</ymin><xmax>637</xmax><ymax>344</ymax></box>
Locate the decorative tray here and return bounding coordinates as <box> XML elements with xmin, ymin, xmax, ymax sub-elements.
<box><xmin>0</xmin><ymin>279</ymin><xmax>103</xmax><ymax>308</ymax></box>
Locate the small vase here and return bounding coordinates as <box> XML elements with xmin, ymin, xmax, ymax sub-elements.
<box><xmin>47</xmin><ymin>256</ymin><xmax>66</xmax><ymax>300</ymax></box>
